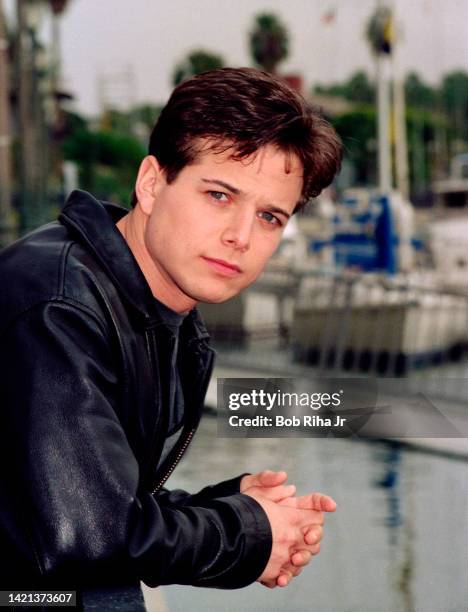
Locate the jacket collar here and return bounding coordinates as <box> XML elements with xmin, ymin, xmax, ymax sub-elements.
<box><xmin>59</xmin><ymin>189</ymin><xmax>210</xmax><ymax>340</ymax></box>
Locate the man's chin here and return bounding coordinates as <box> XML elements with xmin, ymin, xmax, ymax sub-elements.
<box><xmin>194</xmin><ymin>288</ymin><xmax>243</xmax><ymax>305</ymax></box>
<box><xmin>198</xmin><ymin>294</ymin><xmax>238</xmax><ymax>305</ymax></box>
<box><xmin>185</xmin><ymin>279</ymin><xmax>252</xmax><ymax>305</ymax></box>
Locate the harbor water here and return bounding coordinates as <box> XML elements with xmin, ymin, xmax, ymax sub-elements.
<box><xmin>146</xmin><ymin>413</ymin><xmax>468</xmax><ymax>612</ymax></box>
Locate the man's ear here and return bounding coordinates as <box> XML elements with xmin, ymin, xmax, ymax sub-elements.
<box><xmin>134</xmin><ymin>155</ymin><xmax>164</xmax><ymax>215</ymax></box>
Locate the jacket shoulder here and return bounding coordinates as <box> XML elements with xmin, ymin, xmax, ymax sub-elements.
<box><xmin>0</xmin><ymin>221</ymin><xmax>113</xmax><ymax>335</ymax></box>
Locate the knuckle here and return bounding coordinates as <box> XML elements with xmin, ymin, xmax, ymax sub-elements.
<box><xmin>292</xmin><ymin>550</ymin><xmax>311</xmax><ymax>567</ymax></box>
<box><xmin>315</xmin><ymin>524</ymin><xmax>323</xmax><ymax>535</ymax></box>
<box><xmin>311</xmin><ymin>542</ymin><xmax>321</xmax><ymax>555</ymax></box>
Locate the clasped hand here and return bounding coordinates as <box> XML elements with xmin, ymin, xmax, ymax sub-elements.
<box><xmin>240</xmin><ymin>470</ymin><xmax>336</xmax><ymax>588</ymax></box>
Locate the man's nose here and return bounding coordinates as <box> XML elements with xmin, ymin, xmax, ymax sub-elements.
<box><xmin>221</xmin><ymin>208</ymin><xmax>255</xmax><ymax>252</ymax></box>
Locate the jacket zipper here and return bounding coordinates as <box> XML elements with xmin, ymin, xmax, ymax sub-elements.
<box><xmin>151</xmin><ymin>428</ymin><xmax>196</xmax><ymax>495</ymax></box>
<box><xmin>149</xmin><ymin>343</ymin><xmax>215</xmax><ymax>495</ymax></box>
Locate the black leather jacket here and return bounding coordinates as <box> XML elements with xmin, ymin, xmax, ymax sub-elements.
<box><xmin>0</xmin><ymin>190</ymin><xmax>271</xmax><ymax>590</ymax></box>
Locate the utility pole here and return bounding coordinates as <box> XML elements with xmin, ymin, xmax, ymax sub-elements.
<box><xmin>0</xmin><ymin>0</ymin><xmax>16</xmax><ymax>246</ymax></box>
<box><xmin>16</xmin><ymin>0</ymin><xmax>45</xmax><ymax>233</ymax></box>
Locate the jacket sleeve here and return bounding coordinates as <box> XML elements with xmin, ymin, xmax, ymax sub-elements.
<box><xmin>156</xmin><ymin>473</ymin><xmax>250</xmax><ymax>507</ymax></box>
<box><xmin>0</xmin><ymin>300</ymin><xmax>271</xmax><ymax>589</ymax></box>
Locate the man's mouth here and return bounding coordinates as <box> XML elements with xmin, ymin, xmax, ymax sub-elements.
<box><xmin>202</xmin><ymin>257</ymin><xmax>242</xmax><ymax>277</ymax></box>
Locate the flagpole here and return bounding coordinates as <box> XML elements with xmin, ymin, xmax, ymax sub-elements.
<box><xmin>392</xmin><ymin>4</ymin><xmax>409</xmax><ymax>199</ymax></box>
<box><xmin>377</xmin><ymin>52</ymin><xmax>392</xmax><ymax>194</ymax></box>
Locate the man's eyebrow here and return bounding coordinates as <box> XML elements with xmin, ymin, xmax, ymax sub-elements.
<box><xmin>201</xmin><ymin>178</ymin><xmax>243</xmax><ymax>195</ymax></box>
<box><xmin>201</xmin><ymin>178</ymin><xmax>291</xmax><ymax>220</ymax></box>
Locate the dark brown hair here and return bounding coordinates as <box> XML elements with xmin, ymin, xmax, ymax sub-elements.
<box><xmin>133</xmin><ymin>67</ymin><xmax>342</xmax><ymax>211</ymax></box>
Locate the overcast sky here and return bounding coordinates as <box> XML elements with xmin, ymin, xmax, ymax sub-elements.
<box><xmin>5</xmin><ymin>0</ymin><xmax>468</xmax><ymax>116</ymax></box>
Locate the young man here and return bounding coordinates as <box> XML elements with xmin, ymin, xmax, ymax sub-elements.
<box><xmin>0</xmin><ymin>68</ymin><xmax>342</xmax><ymax>595</ymax></box>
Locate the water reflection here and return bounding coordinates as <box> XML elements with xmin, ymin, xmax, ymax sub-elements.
<box><xmin>157</xmin><ymin>415</ymin><xmax>468</xmax><ymax>612</ymax></box>
<box><xmin>374</xmin><ymin>443</ymin><xmax>404</xmax><ymax>532</ymax></box>
<box><xmin>373</xmin><ymin>442</ymin><xmax>415</xmax><ymax>612</ymax></box>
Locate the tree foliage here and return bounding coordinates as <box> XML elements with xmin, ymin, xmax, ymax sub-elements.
<box><xmin>440</xmin><ymin>70</ymin><xmax>468</xmax><ymax>141</ymax></box>
<box><xmin>63</xmin><ymin>127</ymin><xmax>145</xmax><ymax>204</ymax></box>
<box><xmin>331</xmin><ymin>109</ymin><xmax>377</xmax><ymax>185</ymax></box>
<box><xmin>404</xmin><ymin>72</ymin><xmax>436</xmax><ymax>109</ymax></box>
<box><xmin>249</xmin><ymin>13</ymin><xmax>289</xmax><ymax>73</ymax></box>
<box><xmin>331</xmin><ymin>106</ymin><xmax>447</xmax><ymax>191</ymax></box>
<box><xmin>172</xmin><ymin>49</ymin><xmax>225</xmax><ymax>86</ymax></box>
<box><xmin>314</xmin><ymin>71</ymin><xmax>375</xmax><ymax>104</ymax></box>
<box><xmin>314</xmin><ymin>69</ymin><xmax>461</xmax><ymax>193</ymax></box>
<box><xmin>131</xmin><ymin>103</ymin><xmax>163</xmax><ymax>132</ymax></box>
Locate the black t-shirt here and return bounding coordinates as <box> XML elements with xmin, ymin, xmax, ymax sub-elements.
<box><xmin>153</xmin><ymin>297</ymin><xmax>188</xmax><ymax>466</ymax></box>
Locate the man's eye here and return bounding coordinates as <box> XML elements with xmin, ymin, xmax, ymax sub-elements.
<box><xmin>209</xmin><ymin>191</ymin><xmax>228</xmax><ymax>202</ymax></box>
<box><xmin>259</xmin><ymin>211</ymin><xmax>282</xmax><ymax>226</ymax></box>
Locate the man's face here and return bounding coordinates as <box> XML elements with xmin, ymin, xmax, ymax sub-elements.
<box><xmin>139</xmin><ymin>143</ymin><xmax>303</xmax><ymax>312</ymax></box>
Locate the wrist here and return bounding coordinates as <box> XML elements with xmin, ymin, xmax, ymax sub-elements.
<box><xmin>239</xmin><ymin>473</ymin><xmax>252</xmax><ymax>492</ymax></box>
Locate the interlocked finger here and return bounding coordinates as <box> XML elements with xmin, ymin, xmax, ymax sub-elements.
<box><xmin>303</xmin><ymin>524</ymin><xmax>323</xmax><ymax>546</ymax></box>
<box><xmin>277</xmin><ymin>565</ymin><xmax>303</xmax><ymax>587</ymax></box>
<box><xmin>290</xmin><ymin>550</ymin><xmax>312</xmax><ymax>567</ymax></box>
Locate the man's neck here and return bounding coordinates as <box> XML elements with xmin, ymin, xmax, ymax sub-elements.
<box><xmin>116</xmin><ymin>210</ymin><xmax>194</xmax><ymax>315</ymax></box>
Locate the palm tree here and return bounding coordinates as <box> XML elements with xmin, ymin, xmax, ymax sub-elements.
<box><xmin>249</xmin><ymin>13</ymin><xmax>289</xmax><ymax>74</ymax></box>
<box><xmin>48</xmin><ymin>0</ymin><xmax>69</xmax><ymax>15</ymax></box>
